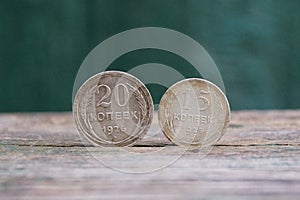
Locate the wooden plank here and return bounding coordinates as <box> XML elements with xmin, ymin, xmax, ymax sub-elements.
<box><xmin>0</xmin><ymin>110</ymin><xmax>300</xmax><ymax>199</ymax></box>
<box><xmin>1</xmin><ymin>110</ymin><xmax>300</xmax><ymax>146</ymax></box>
<box><xmin>1</xmin><ymin>145</ymin><xmax>299</xmax><ymax>199</ymax></box>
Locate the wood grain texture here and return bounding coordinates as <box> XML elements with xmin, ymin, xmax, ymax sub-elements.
<box><xmin>0</xmin><ymin>110</ymin><xmax>300</xmax><ymax>199</ymax></box>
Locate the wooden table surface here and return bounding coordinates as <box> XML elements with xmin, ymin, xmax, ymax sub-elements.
<box><xmin>1</xmin><ymin>110</ymin><xmax>300</xmax><ymax>199</ymax></box>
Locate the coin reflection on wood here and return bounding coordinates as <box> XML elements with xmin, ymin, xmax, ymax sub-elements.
<box><xmin>73</xmin><ymin>71</ymin><xmax>153</xmax><ymax>147</ymax></box>
<box><xmin>158</xmin><ymin>78</ymin><xmax>230</xmax><ymax>148</ymax></box>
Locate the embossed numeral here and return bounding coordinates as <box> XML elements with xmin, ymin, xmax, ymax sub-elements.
<box><xmin>179</xmin><ymin>90</ymin><xmax>210</xmax><ymax>111</ymax></box>
<box><xmin>96</xmin><ymin>84</ymin><xmax>130</xmax><ymax>107</ymax></box>
<box><xmin>197</xmin><ymin>96</ymin><xmax>210</xmax><ymax>111</ymax></box>
<box><xmin>114</xmin><ymin>83</ymin><xmax>129</xmax><ymax>107</ymax></box>
<box><xmin>181</xmin><ymin>89</ymin><xmax>191</xmax><ymax>110</ymax></box>
<box><xmin>96</xmin><ymin>84</ymin><xmax>111</xmax><ymax>107</ymax></box>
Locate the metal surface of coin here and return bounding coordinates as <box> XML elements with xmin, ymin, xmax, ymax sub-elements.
<box><xmin>158</xmin><ymin>78</ymin><xmax>230</xmax><ymax>148</ymax></box>
<box><xmin>73</xmin><ymin>71</ymin><xmax>153</xmax><ymax>147</ymax></box>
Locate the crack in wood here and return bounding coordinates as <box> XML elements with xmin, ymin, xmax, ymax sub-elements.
<box><xmin>1</xmin><ymin>143</ymin><xmax>299</xmax><ymax>148</ymax></box>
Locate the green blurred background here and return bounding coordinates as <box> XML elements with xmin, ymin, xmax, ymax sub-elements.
<box><xmin>0</xmin><ymin>0</ymin><xmax>299</xmax><ymax>112</ymax></box>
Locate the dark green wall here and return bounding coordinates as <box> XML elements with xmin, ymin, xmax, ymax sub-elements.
<box><xmin>0</xmin><ymin>0</ymin><xmax>299</xmax><ymax>112</ymax></box>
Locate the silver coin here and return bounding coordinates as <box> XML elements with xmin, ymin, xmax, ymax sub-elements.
<box><xmin>158</xmin><ymin>78</ymin><xmax>230</xmax><ymax>148</ymax></box>
<box><xmin>73</xmin><ymin>71</ymin><xmax>153</xmax><ymax>147</ymax></box>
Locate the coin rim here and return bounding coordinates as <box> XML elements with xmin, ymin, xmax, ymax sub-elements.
<box><xmin>73</xmin><ymin>70</ymin><xmax>154</xmax><ymax>147</ymax></box>
<box><xmin>158</xmin><ymin>78</ymin><xmax>231</xmax><ymax>148</ymax></box>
